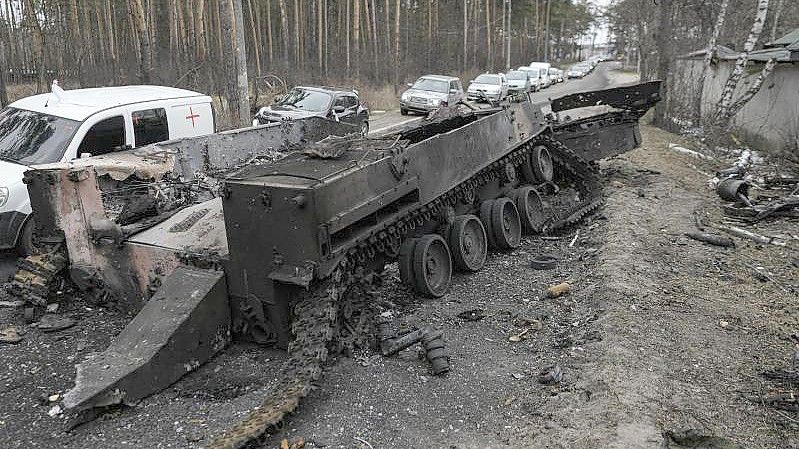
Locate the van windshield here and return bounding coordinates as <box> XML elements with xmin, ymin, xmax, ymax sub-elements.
<box><xmin>0</xmin><ymin>108</ymin><xmax>80</xmax><ymax>165</ymax></box>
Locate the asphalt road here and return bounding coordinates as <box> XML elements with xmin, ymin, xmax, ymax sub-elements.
<box><xmin>0</xmin><ymin>62</ymin><xmax>624</xmax><ymax>284</ymax></box>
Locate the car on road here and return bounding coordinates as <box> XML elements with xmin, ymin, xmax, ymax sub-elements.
<box><xmin>528</xmin><ymin>62</ymin><xmax>553</xmax><ymax>88</ymax></box>
<box><xmin>549</xmin><ymin>68</ymin><xmax>564</xmax><ymax>83</ymax></box>
<box><xmin>0</xmin><ymin>83</ymin><xmax>215</xmax><ymax>255</ymax></box>
<box><xmin>567</xmin><ymin>63</ymin><xmax>591</xmax><ymax>78</ymax></box>
<box><xmin>253</xmin><ymin>86</ymin><xmax>370</xmax><ymax>135</ymax></box>
<box><xmin>400</xmin><ymin>75</ymin><xmax>465</xmax><ymax>115</ymax></box>
<box><xmin>466</xmin><ymin>73</ymin><xmax>509</xmax><ymax>102</ymax></box>
<box><xmin>506</xmin><ymin>70</ymin><xmax>534</xmax><ymax>94</ymax></box>
<box><xmin>517</xmin><ymin>66</ymin><xmax>544</xmax><ymax>91</ymax></box>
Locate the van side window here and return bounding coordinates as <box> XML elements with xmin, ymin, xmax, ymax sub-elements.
<box><xmin>77</xmin><ymin>116</ymin><xmax>125</xmax><ymax>157</ymax></box>
<box><xmin>132</xmin><ymin>108</ymin><xmax>169</xmax><ymax>146</ymax></box>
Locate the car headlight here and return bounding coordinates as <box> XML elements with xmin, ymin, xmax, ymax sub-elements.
<box><xmin>401</xmin><ymin>92</ymin><xmax>410</xmax><ymax>101</ymax></box>
<box><xmin>429</xmin><ymin>98</ymin><xmax>442</xmax><ymax>106</ymax></box>
<box><xmin>0</xmin><ymin>187</ymin><xmax>8</xmax><ymax>208</ymax></box>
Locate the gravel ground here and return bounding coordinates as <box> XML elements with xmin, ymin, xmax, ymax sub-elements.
<box><xmin>2</xmin><ymin>74</ymin><xmax>798</xmax><ymax>448</ymax></box>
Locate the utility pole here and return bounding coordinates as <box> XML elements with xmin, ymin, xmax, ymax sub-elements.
<box><xmin>506</xmin><ymin>0</ymin><xmax>511</xmax><ymax>71</ymax></box>
<box><xmin>232</xmin><ymin>0</ymin><xmax>250</xmax><ymax>127</ymax></box>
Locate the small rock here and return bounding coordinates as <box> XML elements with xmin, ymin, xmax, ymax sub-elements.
<box><xmin>0</xmin><ymin>326</ymin><xmax>23</xmax><ymax>344</ymax></box>
<box><xmin>36</xmin><ymin>314</ymin><xmax>76</xmax><ymax>332</ymax></box>
<box><xmin>48</xmin><ymin>394</ymin><xmax>60</xmax><ymax>402</ymax></box>
<box><xmin>719</xmin><ymin>320</ymin><xmax>729</xmax><ymax>328</ymax></box>
<box><xmin>538</xmin><ymin>365</ymin><xmax>563</xmax><ymax>385</ymax></box>
<box><xmin>546</xmin><ymin>282</ymin><xmax>571</xmax><ymax>298</ymax></box>
<box><xmin>47</xmin><ymin>405</ymin><xmax>62</xmax><ymax>417</ymax></box>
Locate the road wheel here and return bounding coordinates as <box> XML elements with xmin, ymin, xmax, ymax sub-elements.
<box><xmin>15</xmin><ymin>218</ymin><xmax>35</xmax><ymax>257</ymax></box>
<box><xmin>447</xmin><ymin>215</ymin><xmax>487</xmax><ymax>272</ymax></box>
<box><xmin>513</xmin><ymin>187</ymin><xmax>545</xmax><ymax>234</ymax></box>
<box><xmin>479</xmin><ymin>200</ymin><xmax>497</xmax><ymax>249</ymax></box>
<box><xmin>398</xmin><ymin>238</ymin><xmax>418</xmax><ymax>287</ymax></box>
<box><xmin>490</xmin><ymin>197</ymin><xmax>522</xmax><ymax>249</ymax></box>
<box><xmin>412</xmin><ymin>234</ymin><xmax>452</xmax><ymax>298</ymax></box>
<box><xmin>521</xmin><ymin>145</ymin><xmax>554</xmax><ymax>183</ymax></box>
<box><xmin>360</xmin><ymin>121</ymin><xmax>369</xmax><ymax>136</ymax></box>
<box><xmin>400</xmin><ymin>108</ymin><xmax>408</xmax><ymax>116</ymax></box>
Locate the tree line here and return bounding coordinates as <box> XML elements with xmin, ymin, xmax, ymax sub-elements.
<box><xmin>0</xmin><ymin>0</ymin><xmax>596</xmax><ymax>126</ymax></box>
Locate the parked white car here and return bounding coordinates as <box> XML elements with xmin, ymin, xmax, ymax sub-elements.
<box><xmin>549</xmin><ymin>67</ymin><xmax>564</xmax><ymax>83</ymax></box>
<box><xmin>517</xmin><ymin>66</ymin><xmax>544</xmax><ymax>91</ymax></box>
<box><xmin>528</xmin><ymin>62</ymin><xmax>553</xmax><ymax>87</ymax></box>
<box><xmin>0</xmin><ymin>83</ymin><xmax>215</xmax><ymax>254</ymax></box>
<box><xmin>466</xmin><ymin>73</ymin><xmax>509</xmax><ymax>102</ymax></box>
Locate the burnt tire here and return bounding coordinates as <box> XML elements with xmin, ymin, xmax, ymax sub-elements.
<box><xmin>490</xmin><ymin>197</ymin><xmax>522</xmax><ymax>249</ymax></box>
<box><xmin>447</xmin><ymin>215</ymin><xmax>487</xmax><ymax>272</ymax></box>
<box><xmin>513</xmin><ymin>186</ymin><xmax>545</xmax><ymax>234</ymax></box>
<box><xmin>479</xmin><ymin>200</ymin><xmax>497</xmax><ymax>248</ymax></box>
<box><xmin>15</xmin><ymin>218</ymin><xmax>35</xmax><ymax>257</ymax></box>
<box><xmin>412</xmin><ymin>234</ymin><xmax>452</xmax><ymax>298</ymax></box>
<box><xmin>398</xmin><ymin>238</ymin><xmax>418</xmax><ymax>287</ymax></box>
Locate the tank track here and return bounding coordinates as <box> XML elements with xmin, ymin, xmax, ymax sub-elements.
<box><xmin>9</xmin><ymin>252</ymin><xmax>67</xmax><ymax>307</ymax></box>
<box><xmin>205</xmin><ymin>132</ymin><xmax>604</xmax><ymax>448</ymax></box>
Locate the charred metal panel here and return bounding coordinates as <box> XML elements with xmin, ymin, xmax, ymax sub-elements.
<box><xmin>63</xmin><ymin>266</ymin><xmax>230</xmax><ymax>411</ymax></box>
<box><xmin>550</xmin><ymin>80</ymin><xmax>662</xmax><ymax>113</ymax></box>
<box><xmin>553</xmin><ymin>113</ymin><xmax>643</xmax><ymax>162</ymax></box>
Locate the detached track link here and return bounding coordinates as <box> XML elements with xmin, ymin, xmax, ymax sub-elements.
<box><xmin>206</xmin><ymin>132</ymin><xmax>602</xmax><ymax>449</ymax></box>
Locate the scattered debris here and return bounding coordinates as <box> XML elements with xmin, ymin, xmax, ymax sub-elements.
<box><xmin>456</xmin><ymin>309</ymin><xmax>486</xmax><ymax>321</ymax></box>
<box><xmin>685</xmin><ymin>231</ymin><xmax>735</xmax><ymax>248</ymax></box>
<box><xmin>716</xmin><ymin>224</ymin><xmax>772</xmax><ymax>245</ymax></box>
<box><xmin>668</xmin><ymin>143</ymin><xmax>713</xmax><ymax>160</ymax></box>
<box><xmin>280</xmin><ymin>437</ymin><xmax>306</xmax><ymax>449</ymax></box>
<box><xmin>36</xmin><ymin>314</ymin><xmax>76</xmax><ymax>333</ymax></box>
<box><xmin>376</xmin><ymin>319</ymin><xmax>450</xmax><ymax>375</ymax></box>
<box><xmin>546</xmin><ymin>282</ymin><xmax>571</xmax><ymax>298</ymax></box>
<box><xmin>538</xmin><ymin>365</ymin><xmax>563</xmax><ymax>385</ymax></box>
<box><xmin>509</xmin><ymin>328</ymin><xmax>532</xmax><ymax>342</ymax></box>
<box><xmin>716</xmin><ymin>178</ymin><xmax>752</xmax><ymax>206</ymax></box>
<box><xmin>46</xmin><ymin>303</ymin><xmax>60</xmax><ymax>313</ymax></box>
<box><xmin>530</xmin><ymin>254</ymin><xmax>559</xmax><ymax>270</ymax></box>
<box><xmin>0</xmin><ymin>326</ymin><xmax>23</xmax><ymax>344</ymax></box>
<box><xmin>569</xmin><ymin>230</ymin><xmax>581</xmax><ymax>247</ymax></box>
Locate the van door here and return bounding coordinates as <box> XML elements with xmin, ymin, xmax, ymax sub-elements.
<box><xmin>168</xmin><ymin>102</ymin><xmax>214</xmax><ymax>139</ymax></box>
<box><xmin>131</xmin><ymin>107</ymin><xmax>170</xmax><ymax>147</ymax></box>
<box><xmin>74</xmin><ymin>115</ymin><xmax>129</xmax><ymax>158</ymax></box>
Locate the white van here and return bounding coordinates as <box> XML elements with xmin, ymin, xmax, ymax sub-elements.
<box><xmin>528</xmin><ymin>62</ymin><xmax>552</xmax><ymax>88</ymax></box>
<box><xmin>0</xmin><ymin>83</ymin><xmax>215</xmax><ymax>254</ymax></box>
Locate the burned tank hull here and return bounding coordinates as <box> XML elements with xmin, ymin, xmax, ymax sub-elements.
<box><xmin>46</xmin><ymin>82</ymin><xmax>661</xmax><ymax>446</ymax></box>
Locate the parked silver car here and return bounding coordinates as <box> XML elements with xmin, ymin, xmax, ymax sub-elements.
<box><xmin>400</xmin><ymin>75</ymin><xmax>465</xmax><ymax>115</ymax></box>
<box><xmin>506</xmin><ymin>70</ymin><xmax>533</xmax><ymax>94</ymax></box>
<box><xmin>467</xmin><ymin>73</ymin><xmax>509</xmax><ymax>102</ymax></box>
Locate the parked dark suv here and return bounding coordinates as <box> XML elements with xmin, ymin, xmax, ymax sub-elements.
<box><xmin>253</xmin><ymin>86</ymin><xmax>370</xmax><ymax>135</ymax></box>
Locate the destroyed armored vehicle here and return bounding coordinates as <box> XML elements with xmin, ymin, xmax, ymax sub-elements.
<box><xmin>16</xmin><ymin>81</ymin><xmax>661</xmax><ymax>449</ymax></box>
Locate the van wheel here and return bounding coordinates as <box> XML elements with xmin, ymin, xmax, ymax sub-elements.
<box><xmin>16</xmin><ymin>218</ymin><xmax>35</xmax><ymax>257</ymax></box>
<box><xmin>360</xmin><ymin>121</ymin><xmax>369</xmax><ymax>136</ymax></box>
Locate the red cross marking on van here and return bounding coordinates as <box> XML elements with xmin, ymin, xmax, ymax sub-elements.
<box><xmin>186</xmin><ymin>107</ymin><xmax>200</xmax><ymax>127</ymax></box>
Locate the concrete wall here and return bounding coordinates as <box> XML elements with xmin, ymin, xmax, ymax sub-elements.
<box><xmin>671</xmin><ymin>57</ymin><xmax>799</xmax><ymax>153</ymax></box>
<box><xmin>700</xmin><ymin>62</ymin><xmax>799</xmax><ymax>154</ymax></box>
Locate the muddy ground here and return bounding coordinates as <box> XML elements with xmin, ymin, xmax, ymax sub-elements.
<box><xmin>2</xmin><ymin>74</ymin><xmax>798</xmax><ymax>448</ymax></box>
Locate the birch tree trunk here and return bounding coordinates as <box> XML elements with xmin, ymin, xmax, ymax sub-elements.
<box><xmin>714</xmin><ymin>0</ymin><xmax>770</xmax><ymax>125</ymax></box>
<box><xmin>770</xmin><ymin>0</ymin><xmax>784</xmax><ymax>42</ymax></box>
<box><xmin>695</xmin><ymin>0</ymin><xmax>729</xmax><ymax>119</ymax></box>
<box><xmin>129</xmin><ymin>0</ymin><xmax>152</xmax><ymax>83</ymax></box>
<box><xmin>233</xmin><ymin>0</ymin><xmax>250</xmax><ymax>126</ymax></box>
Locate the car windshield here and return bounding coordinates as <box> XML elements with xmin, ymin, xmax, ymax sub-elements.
<box><xmin>0</xmin><ymin>108</ymin><xmax>79</xmax><ymax>165</ymax></box>
<box><xmin>412</xmin><ymin>78</ymin><xmax>449</xmax><ymax>93</ymax></box>
<box><xmin>276</xmin><ymin>88</ymin><xmax>332</xmax><ymax>112</ymax></box>
<box><xmin>507</xmin><ymin>71</ymin><xmax>527</xmax><ymax>80</ymax></box>
<box><xmin>474</xmin><ymin>74</ymin><xmax>500</xmax><ymax>85</ymax></box>
<box><xmin>549</xmin><ymin>68</ymin><xmax>558</xmax><ymax>75</ymax></box>
<box><xmin>520</xmin><ymin>68</ymin><xmax>540</xmax><ymax>77</ymax></box>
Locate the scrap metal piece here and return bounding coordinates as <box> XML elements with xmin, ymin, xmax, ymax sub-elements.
<box><xmin>9</xmin><ymin>252</ymin><xmax>67</xmax><ymax>306</ymax></box>
<box><xmin>716</xmin><ymin>178</ymin><xmax>751</xmax><ymax>204</ymax></box>
<box><xmin>550</xmin><ymin>81</ymin><xmax>662</xmax><ymax>113</ymax></box>
<box><xmin>422</xmin><ymin>329</ymin><xmax>450</xmax><ymax>375</ymax></box>
<box><xmin>63</xmin><ymin>266</ymin><xmax>230</xmax><ymax>411</ymax></box>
